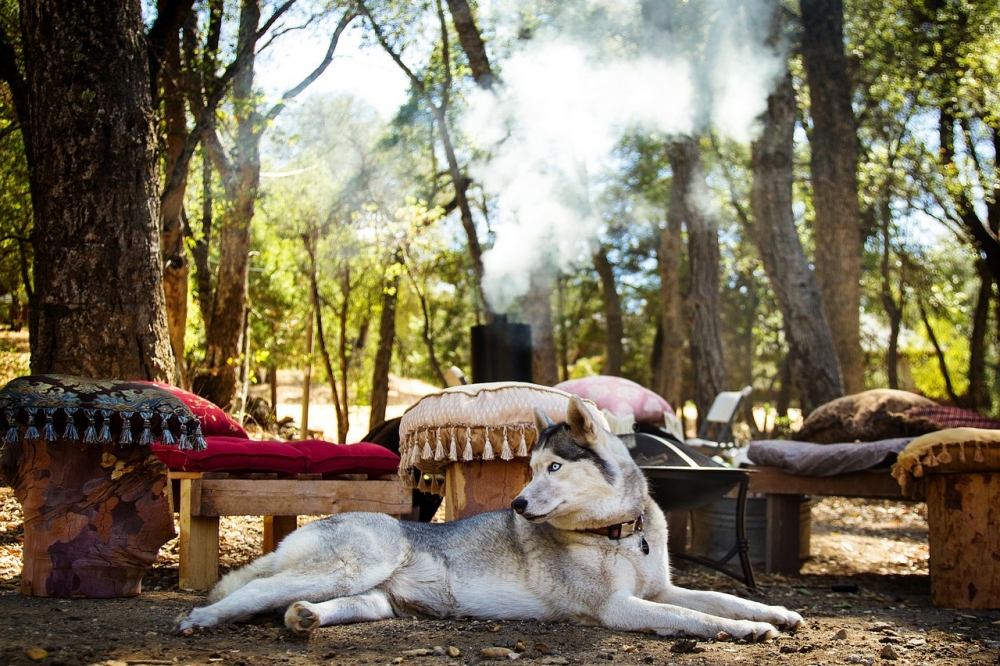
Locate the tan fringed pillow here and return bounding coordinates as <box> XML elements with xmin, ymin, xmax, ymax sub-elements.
<box><xmin>397</xmin><ymin>382</ymin><xmax>608</xmax><ymax>494</ymax></box>
<box><xmin>891</xmin><ymin>428</ymin><xmax>1000</xmax><ymax>499</ymax></box>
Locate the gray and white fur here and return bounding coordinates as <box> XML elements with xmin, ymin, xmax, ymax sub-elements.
<box><xmin>177</xmin><ymin>396</ymin><xmax>802</xmax><ymax>640</ymax></box>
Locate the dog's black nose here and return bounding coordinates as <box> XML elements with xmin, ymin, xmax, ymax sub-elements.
<box><xmin>511</xmin><ymin>497</ymin><xmax>528</xmax><ymax>514</ymax></box>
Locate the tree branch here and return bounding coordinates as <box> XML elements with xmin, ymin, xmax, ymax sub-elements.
<box><xmin>263</xmin><ymin>8</ymin><xmax>358</xmax><ymax>125</ymax></box>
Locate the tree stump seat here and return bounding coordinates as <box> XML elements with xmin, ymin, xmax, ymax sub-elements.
<box><xmin>0</xmin><ymin>374</ymin><xmax>206</xmax><ymax>598</ymax></box>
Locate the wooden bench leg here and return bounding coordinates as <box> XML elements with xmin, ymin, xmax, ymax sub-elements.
<box><xmin>178</xmin><ymin>478</ymin><xmax>220</xmax><ymax>591</ymax></box>
<box><xmin>667</xmin><ymin>511</ymin><xmax>689</xmax><ymax>554</ymax></box>
<box><xmin>766</xmin><ymin>494</ymin><xmax>805</xmax><ymax>574</ymax></box>
<box><xmin>263</xmin><ymin>516</ymin><xmax>298</xmax><ymax>553</ymax></box>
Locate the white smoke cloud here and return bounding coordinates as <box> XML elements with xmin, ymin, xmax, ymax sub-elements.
<box><xmin>464</xmin><ymin>0</ymin><xmax>784</xmax><ymax>311</ymax></box>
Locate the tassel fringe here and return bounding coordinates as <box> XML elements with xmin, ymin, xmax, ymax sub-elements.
<box><xmin>24</xmin><ymin>408</ymin><xmax>39</xmax><ymax>440</ymax></box>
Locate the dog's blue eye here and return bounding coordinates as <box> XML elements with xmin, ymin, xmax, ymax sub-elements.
<box><xmin>548</xmin><ymin>462</ymin><xmax>561</xmax><ymax>472</ymax></box>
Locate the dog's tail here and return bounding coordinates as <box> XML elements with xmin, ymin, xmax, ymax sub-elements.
<box><xmin>206</xmin><ymin>552</ymin><xmax>278</xmax><ymax>604</ymax></box>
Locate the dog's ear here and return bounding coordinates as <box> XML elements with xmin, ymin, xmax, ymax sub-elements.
<box><xmin>533</xmin><ymin>407</ymin><xmax>555</xmax><ymax>437</ymax></box>
<box><xmin>566</xmin><ymin>395</ymin><xmax>599</xmax><ymax>445</ymax></box>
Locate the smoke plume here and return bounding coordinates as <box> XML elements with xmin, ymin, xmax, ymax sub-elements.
<box><xmin>462</xmin><ymin>0</ymin><xmax>785</xmax><ymax>311</ymax></box>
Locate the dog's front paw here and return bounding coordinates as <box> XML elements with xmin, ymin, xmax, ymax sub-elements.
<box><xmin>285</xmin><ymin>602</ymin><xmax>321</xmax><ymax>638</ymax></box>
<box><xmin>731</xmin><ymin>620</ymin><xmax>779</xmax><ymax>642</ymax></box>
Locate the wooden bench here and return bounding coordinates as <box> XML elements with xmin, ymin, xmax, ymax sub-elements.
<box><xmin>746</xmin><ymin>466</ymin><xmax>911</xmax><ymax>574</ymax></box>
<box><xmin>168</xmin><ymin>471</ymin><xmax>412</xmax><ymax>590</ymax></box>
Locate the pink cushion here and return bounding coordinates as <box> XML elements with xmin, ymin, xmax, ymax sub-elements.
<box><xmin>152</xmin><ymin>436</ymin><xmax>308</xmax><ymax>474</ymax></box>
<box><xmin>555</xmin><ymin>376</ymin><xmax>674</xmax><ymax>421</ymax></box>
<box><xmin>288</xmin><ymin>440</ymin><xmax>401</xmax><ymax>478</ymax></box>
<box><xmin>138</xmin><ymin>381</ymin><xmax>249</xmax><ymax>439</ymax></box>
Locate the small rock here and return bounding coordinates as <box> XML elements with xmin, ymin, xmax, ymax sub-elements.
<box><xmin>391</xmin><ymin>658</ymin><xmax>405</xmax><ymax>664</ymax></box>
<box><xmin>779</xmin><ymin>646</ymin><xmax>797</xmax><ymax>654</ymax></box>
<box><xmin>539</xmin><ymin>659</ymin><xmax>568</xmax><ymax>666</ymax></box>
<box><xmin>447</xmin><ymin>646</ymin><xmax>461</xmax><ymax>658</ymax></box>
<box><xmin>622</xmin><ymin>645</ymin><xmax>638</xmax><ymax>653</ymax></box>
<box><xmin>481</xmin><ymin>647</ymin><xmax>515</xmax><ymax>659</ymax></box>
<box><xmin>869</xmin><ymin>622</ymin><xmax>894</xmax><ymax>632</ymax></box>
<box><xmin>513</xmin><ymin>640</ymin><xmax>526</xmax><ymax>653</ymax></box>
<box><xmin>534</xmin><ymin>643</ymin><xmax>550</xmax><ymax>652</ymax></box>
<box><xmin>26</xmin><ymin>648</ymin><xmax>48</xmax><ymax>662</ymax></box>
<box><xmin>880</xmin><ymin>645</ymin><xmax>899</xmax><ymax>660</ymax></box>
<box><xmin>488</xmin><ymin>625</ymin><xmax>502</xmax><ymax>632</ymax></box>
<box><xmin>833</xmin><ymin>629</ymin><xmax>849</xmax><ymax>640</ymax></box>
<box><xmin>669</xmin><ymin>639</ymin><xmax>701</xmax><ymax>654</ymax></box>
<box><xmin>845</xmin><ymin>656</ymin><xmax>874</xmax><ymax>666</ymax></box>
<box><xmin>403</xmin><ymin>649</ymin><xmax>432</xmax><ymax>657</ymax></box>
<box><xmin>431</xmin><ymin>647</ymin><xmax>446</xmax><ymax>657</ymax></box>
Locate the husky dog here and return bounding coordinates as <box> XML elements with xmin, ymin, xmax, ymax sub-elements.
<box><xmin>177</xmin><ymin>396</ymin><xmax>801</xmax><ymax>640</ymax></box>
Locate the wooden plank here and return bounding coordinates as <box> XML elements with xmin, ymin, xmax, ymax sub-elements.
<box><xmin>193</xmin><ymin>478</ymin><xmax>411</xmax><ymax>517</ymax></box>
<box><xmin>927</xmin><ymin>472</ymin><xmax>1000</xmax><ymax>609</ymax></box>
<box><xmin>748</xmin><ymin>467</ymin><xmax>906</xmax><ymax>499</ymax></box>
<box><xmin>766</xmin><ymin>494</ymin><xmax>805</xmax><ymax>574</ymax></box>
<box><xmin>178</xmin><ymin>478</ymin><xmax>219</xmax><ymax>591</ymax></box>
<box><xmin>444</xmin><ymin>460</ymin><xmax>531</xmax><ymax>521</ymax></box>
<box><xmin>263</xmin><ymin>516</ymin><xmax>298</xmax><ymax>553</ymax></box>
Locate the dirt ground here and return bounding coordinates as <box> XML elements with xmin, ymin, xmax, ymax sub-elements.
<box><xmin>2</xmin><ymin>488</ymin><xmax>999</xmax><ymax>666</ymax></box>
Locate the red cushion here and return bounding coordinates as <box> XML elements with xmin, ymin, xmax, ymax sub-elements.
<box><xmin>289</xmin><ymin>440</ymin><xmax>401</xmax><ymax>478</ymax></box>
<box><xmin>908</xmin><ymin>405</ymin><xmax>1000</xmax><ymax>430</ymax></box>
<box><xmin>152</xmin><ymin>436</ymin><xmax>307</xmax><ymax>474</ymax></box>
<box><xmin>138</xmin><ymin>381</ymin><xmax>249</xmax><ymax>438</ymax></box>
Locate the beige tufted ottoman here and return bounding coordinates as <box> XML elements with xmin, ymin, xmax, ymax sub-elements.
<box><xmin>398</xmin><ymin>382</ymin><xmax>608</xmax><ymax>520</ymax></box>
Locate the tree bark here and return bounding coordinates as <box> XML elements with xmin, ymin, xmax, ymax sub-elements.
<box><xmin>593</xmin><ymin>247</ymin><xmax>623</xmax><ymax>377</ymax></box>
<box><xmin>20</xmin><ymin>0</ymin><xmax>175</xmax><ymax>381</ymax></box>
<box><xmin>369</xmin><ymin>255</ymin><xmax>401</xmax><ymax>430</ymax></box>
<box><xmin>800</xmin><ymin>0</ymin><xmax>864</xmax><ymax>395</ymax></box>
<box><xmin>749</xmin><ymin>66</ymin><xmax>844</xmax><ymax>413</ymax></box>
<box><xmin>654</xmin><ymin>196</ymin><xmax>685</xmax><ymax>410</ymax></box>
<box><xmin>669</xmin><ymin>137</ymin><xmax>728</xmax><ymax>423</ymax></box>
<box><xmin>523</xmin><ymin>268</ymin><xmax>559</xmax><ymax>386</ymax></box>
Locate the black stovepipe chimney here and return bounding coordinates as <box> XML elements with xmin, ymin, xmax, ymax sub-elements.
<box><xmin>470</xmin><ymin>315</ymin><xmax>533</xmax><ymax>383</ymax></box>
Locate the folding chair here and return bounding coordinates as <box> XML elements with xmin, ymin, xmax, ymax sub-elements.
<box><xmin>685</xmin><ymin>386</ymin><xmax>753</xmax><ymax>454</ymax></box>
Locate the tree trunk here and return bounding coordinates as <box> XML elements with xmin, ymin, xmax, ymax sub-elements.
<box><xmin>655</xmin><ymin>199</ymin><xmax>685</xmax><ymax>410</ymax></box>
<box><xmin>191</xmin><ymin>150</ymin><xmax>215</xmax><ymax>328</ymax></box>
<box><xmin>965</xmin><ymin>262</ymin><xmax>992</xmax><ymax>410</ymax></box>
<box><xmin>369</xmin><ymin>256</ymin><xmax>401</xmax><ymax>430</ymax></box>
<box><xmin>523</xmin><ymin>268</ymin><xmax>559</xmax><ymax>386</ymax></box>
<box><xmin>160</xmin><ymin>9</ymin><xmax>190</xmax><ymax>385</ymax></box>
<box><xmin>444</xmin><ymin>0</ymin><xmax>492</xmax><ymax>88</ymax></box>
<box><xmin>749</xmin><ymin>65</ymin><xmax>844</xmax><ymax>413</ymax></box>
<box><xmin>669</xmin><ymin>137</ymin><xmax>728</xmax><ymax>423</ymax></box>
<box><xmin>800</xmin><ymin>0</ymin><xmax>864</xmax><ymax>395</ymax></box>
<box><xmin>20</xmin><ymin>0</ymin><xmax>175</xmax><ymax>382</ymax></box>
<box><xmin>192</xmin><ymin>0</ymin><xmax>260</xmax><ymax>408</ymax></box>
<box><xmin>593</xmin><ymin>246</ymin><xmax>623</xmax><ymax>377</ymax></box>
<box><xmin>879</xmin><ymin>211</ymin><xmax>903</xmax><ymax>390</ymax></box>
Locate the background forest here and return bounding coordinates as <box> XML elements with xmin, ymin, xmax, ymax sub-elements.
<box><xmin>0</xmin><ymin>0</ymin><xmax>997</xmax><ymax>441</ymax></box>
